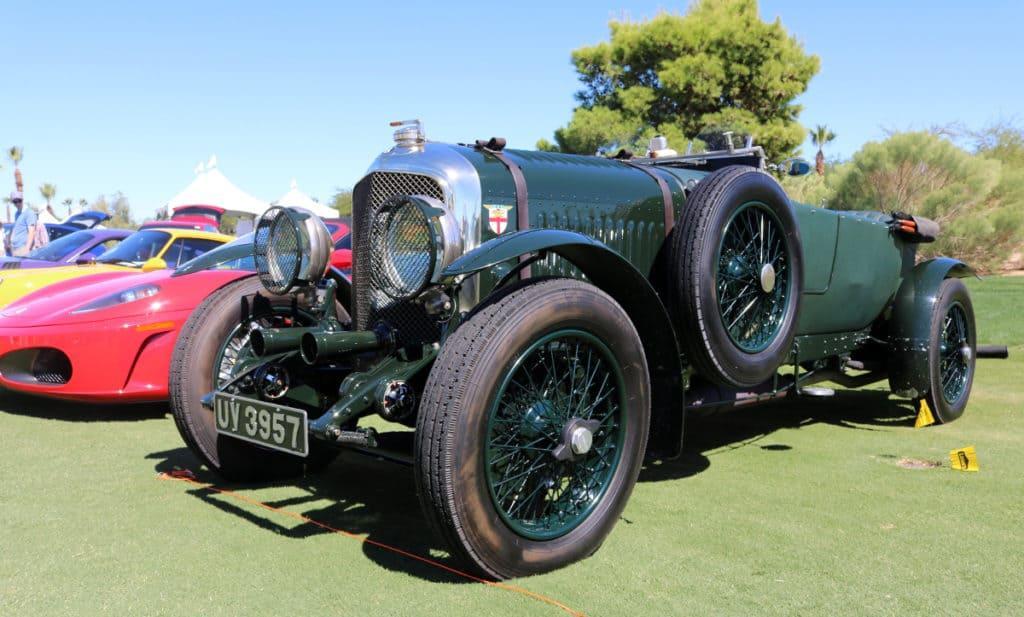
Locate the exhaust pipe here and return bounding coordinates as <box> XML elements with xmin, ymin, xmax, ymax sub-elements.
<box><xmin>301</xmin><ymin>330</ymin><xmax>382</xmax><ymax>365</ymax></box>
<box><xmin>977</xmin><ymin>345</ymin><xmax>1009</xmax><ymax>359</ymax></box>
<box><xmin>250</xmin><ymin>327</ymin><xmax>320</xmax><ymax>357</ymax></box>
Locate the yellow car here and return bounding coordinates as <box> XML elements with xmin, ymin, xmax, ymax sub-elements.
<box><xmin>0</xmin><ymin>227</ymin><xmax>233</xmax><ymax>308</ymax></box>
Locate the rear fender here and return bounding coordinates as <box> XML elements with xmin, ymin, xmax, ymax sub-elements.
<box><xmin>888</xmin><ymin>257</ymin><xmax>974</xmax><ymax>397</ymax></box>
<box><xmin>443</xmin><ymin>229</ymin><xmax>685</xmax><ymax>459</ymax></box>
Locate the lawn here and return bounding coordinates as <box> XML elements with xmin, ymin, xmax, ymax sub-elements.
<box><xmin>1</xmin><ymin>276</ymin><xmax>1021</xmax><ymax>616</ymax></box>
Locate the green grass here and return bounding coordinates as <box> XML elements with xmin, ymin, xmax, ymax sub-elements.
<box><xmin>2</xmin><ymin>276</ymin><xmax>1022</xmax><ymax>616</ymax></box>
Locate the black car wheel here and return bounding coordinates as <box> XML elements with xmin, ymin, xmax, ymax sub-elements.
<box><xmin>170</xmin><ymin>275</ymin><xmax>342</xmax><ymax>481</ymax></box>
<box><xmin>922</xmin><ymin>278</ymin><xmax>976</xmax><ymax>423</ymax></box>
<box><xmin>668</xmin><ymin>165</ymin><xmax>803</xmax><ymax>387</ymax></box>
<box><xmin>415</xmin><ymin>278</ymin><xmax>650</xmax><ymax>579</ymax></box>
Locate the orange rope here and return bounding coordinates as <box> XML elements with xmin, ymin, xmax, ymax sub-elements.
<box><xmin>158</xmin><ymin>469</ymin><xmax>586</xmax><ymax>617</ymax></box>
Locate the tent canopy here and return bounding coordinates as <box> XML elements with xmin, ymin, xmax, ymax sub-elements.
<box><xmin>167</xmin><ymin>157</ymin><xmax>269</xmax><ymax>217</ymax></box>
<box><xmin>273</xmin><ymin>179</ymin><xmax>338</xmax><ymax>219</ymax></box>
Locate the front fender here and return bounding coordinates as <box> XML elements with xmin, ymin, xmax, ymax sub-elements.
<box><xmin>444</xmin><ymin>229</ymin><xmax>686</xmax><ymax>459</ymax></box>
<box><xmin>888</xmin><ymin>257</ymin><xmax>975</xmax><ymax>397</ymax></box>
<box><xmin>442</xmin><ymin>229</ymin><xmax>606</xmax><ymax>279</ymax></box>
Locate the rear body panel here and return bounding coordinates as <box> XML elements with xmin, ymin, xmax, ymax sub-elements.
<box><xmin>795</xmin><ymin>209</ymin><xmax>910</xmax><ymax>336</ymax></box>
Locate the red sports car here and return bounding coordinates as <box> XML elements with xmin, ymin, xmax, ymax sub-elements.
<box><xmin>0</xmin><ymin>237</ymin><xmax>255</xmax><ymax>402</ymax></box>
<box><xmin>330</xmin><ymin>232</ymin><xmax>352</xmax><ymax>273</ymax></box>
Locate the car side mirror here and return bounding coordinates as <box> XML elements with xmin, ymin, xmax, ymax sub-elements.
<box><xmin>141</xmin><ymin>257</ymin><xmax>168</xmax><ymax>272</ymax></box>
<box><xmin>785</xmin><ymin>158</ymin><xmax>812</xmax><ymax>177</ymax></box>
<box><xmin>75</xmin><ymin>256</ymin><xmax>95</xmax><ymax>265</ymax></box>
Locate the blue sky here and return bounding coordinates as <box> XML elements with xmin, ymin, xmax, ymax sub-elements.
<box><xmin>2</xmin><ymin>1</ymin><xmax>1021</xmax><ymax>220</ymax></box>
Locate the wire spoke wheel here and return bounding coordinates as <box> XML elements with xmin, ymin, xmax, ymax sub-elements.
<box><xmin>715</xmin><ymin>202</ymin><xmax>791</xmax><ymax>353</ymax></box>
<box><xmin>214</xmin><ymin>323</ymin><xmax>256</xmax><ymax>386</ymax></box>
<box><xmin>212</xmin><ymin>312</ymin><xmax>297</xmax><ymax>386</ymax></box>
<box><xmin>939</xmin><ymin>302</ymin><xmax>971</xmax><ymax>404</ymax></box>
<box><xmin>171</xmin><ymin>277</ymin><xmax>348</xmax><ymax>481</ymax></box>
<box><xmin>484</xmin><ymin>329</ymin><xmax>626</xmax><ymax>540</ymax></box>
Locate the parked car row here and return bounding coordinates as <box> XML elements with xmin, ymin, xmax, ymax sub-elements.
<box><xmin>0</xmin><ymin>215</ymin><xmax>349</xmax><ymax>401</ymax></box>
<box><xmin>1</xmin><ymin>209</ymin><xmax>113</xmax><ymax>254</ymax></box>
<box><xmin>0</xmin><ymin>125</ymin><xmax>1005</xmax><ymax>581</ymax></box>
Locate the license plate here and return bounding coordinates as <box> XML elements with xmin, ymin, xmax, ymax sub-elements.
<box><xmin>214</xmin><ymin>393</ymin><xmax>309</xmax><ymax>457</ymax></box>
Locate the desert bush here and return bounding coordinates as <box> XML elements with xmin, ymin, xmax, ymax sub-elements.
<box><xmin>829</xmin><ymin>131</ymin><xmax>1024</xmax><ymax>272</ymax></box>
<box><xmin>780</xmin><ymin>161</ymin><xmax>845</xmax><ymax>208</ymax></box>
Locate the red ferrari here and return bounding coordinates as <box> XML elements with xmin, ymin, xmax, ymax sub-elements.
<box><xmin>0</xmin><ymin>237</ymin><xmax>255</xmax><ymax>402</ymax></box>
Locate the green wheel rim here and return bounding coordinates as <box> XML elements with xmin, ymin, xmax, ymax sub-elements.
<box><xmin>212</xmin><ymin>309</ymin><xmax>311</xmax><ymax>386</ymax></box>
<box><xmin>213</xmin><ymin>322</ymin><xmax>260</xmax><ymax>386</ymax></box>
<box><xmin>715</xmin><ymin>202</ymin><xmax>791</xmax><ymax>353</ymax></box>
<box><xmin>939</xmin><ymin>302</ymin><xmax>971</xmax><ymax>405</ymax></box>
<box><xmin>484</xmin><ymin>329</ymin><xmax>626</xmax><ymax>540</ymax></box>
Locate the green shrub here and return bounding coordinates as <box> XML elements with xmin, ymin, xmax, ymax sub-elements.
<box><xmin>829</xmin><ymin>131</ymin><xmax>1024</xmax><ymax>272</ymax></box>
<box><xmin>781</xmin><ymin>161</ymin><xmax>845</xmax><ymax>208</ymax></box>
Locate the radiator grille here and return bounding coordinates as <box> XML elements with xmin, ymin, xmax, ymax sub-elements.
<box><xmin>353</xmin><ymin>172</ymin><xmax>446</xmax><ymax>345</ymax></box>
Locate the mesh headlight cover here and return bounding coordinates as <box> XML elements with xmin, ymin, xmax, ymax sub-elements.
<box><xmin>254</xmin><ymin>206</ymin><xmax>331</xmax><ymax>294</ymax></box>
<box><xmin>370</xmin><ymin>196</ymin><xmax>436</xmax><ymax>299</ymax></box>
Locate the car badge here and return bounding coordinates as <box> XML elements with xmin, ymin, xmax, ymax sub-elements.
<box><xmin>484</xmin><ymin>204</ymin><xmax>511</xmax><ymax>235</ymax></box>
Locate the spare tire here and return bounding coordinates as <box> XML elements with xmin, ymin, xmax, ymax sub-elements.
<box><xmin>667</xmin><ymin>165</ymin><xmax>803</xmax><ymax>388</ymax></box>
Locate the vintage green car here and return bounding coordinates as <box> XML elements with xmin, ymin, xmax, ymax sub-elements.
<box><xmin>170</xmin><ymin>122</ymin><xmax>997</xmax><ymax>579</ymax></box>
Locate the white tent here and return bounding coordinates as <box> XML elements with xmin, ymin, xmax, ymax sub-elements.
<box><xmin>167</xmin><ymin>156</ymin><xmax>270</xmax><ymax>217</ymax></box>
<box><xmin>273</xmin><ymin>179</ymin><xmax>338</xmax><ymax>219</ymax></box>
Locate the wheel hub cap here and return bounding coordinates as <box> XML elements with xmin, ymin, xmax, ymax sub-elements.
<box><xmin>570</xmin><ymin>426</ymin><xmax>593</xmax><ymax>455</ymax></box>
<box><xmin>759</xmin><ymin>263</ymin><xmax>776</xmax><ymax>293</ymax></box>
<box><xmin>255</xmin><ymin>363</ymin><xmax>290</xmax><ymax>399</ymax></box>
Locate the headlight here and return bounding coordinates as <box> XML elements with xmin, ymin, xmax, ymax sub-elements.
<box><xmin>71</xmin><ymin>283</ymin><xmax>161</xmax><ymax>314</ymax></box>
<box><xmin>369</xmin><ymin>195</ymin><xmax>459</xmax><ymax>300</ymax></box>
<box><xmin>254</xmin><ymin>206</ymin><xmax>331</xmax><ymax>294</ymax></box>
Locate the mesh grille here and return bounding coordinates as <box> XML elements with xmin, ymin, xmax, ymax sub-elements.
<box><xmin>2</xmin><ymin>262</ymin><xmax>21</xmax><ymax>270</ymax></box>
<box><xmin>34</xmin><ymin>371</ymin><xmax>68</xmax><ymax>385</ymax></box>
<box><xmin>31</xmin><ymin>349</ymin><xmax>71</xmax><ymax>385</ymax></box>
<box><xmin>354</xmin><ymin>172</ymin><xmax>445</xmax><ymax>345</ymax></box>
<box><xmin>369</xmin><ymin>198</ymin><xmax>434</xmax><ymax>298</ymax></box>
<box><xmin>254</xmin><ymin>208</ymin><xmax>300</xmax><ymax>293</ymax></box>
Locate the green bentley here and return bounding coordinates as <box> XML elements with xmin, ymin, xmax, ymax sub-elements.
<box><xmin>170</xmin><ymin>122</ymin><xmax>1004</xmax><ymax>579</ymax></box>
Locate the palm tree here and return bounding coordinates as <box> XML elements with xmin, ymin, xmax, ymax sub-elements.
<box><xmin>7</xmin><ymin>146</ymin><xmax>23</xmax><ymax>222</ymax></box>
<box><xmin>8</xmin><ymin>146</ymin><xmax>23</xmax><ymax>191</ymax></box>
<box><xmin>78</xmin><ymin>198</ymin><xmax>88</xmax><ymax>211</ymax></box>
<box><xmin>40</xmin><ymin>183</ymin><xmax>57</xmax><ymax>208</ymax></box>
<box><xmin>809</xmin><ymin>125</ymin><xmax>836</xmax><ymax>176</ymax></box>
<box><xmin>62</xmin><ymin>197</ymin><xmax>73</xmax><ymax>217</ymax></box>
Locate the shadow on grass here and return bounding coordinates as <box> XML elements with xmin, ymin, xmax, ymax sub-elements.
<box><xmin>0</xmin><ymin>389</ymin><xmax>167</xmax><ymax>422</ymax></box>
<box><xmin>640</xmin><ymin>388</ymin><xmax>916</xmax><ymax>482</ymax></box>
<box><xmin>148</xmin><ymin>439</ymin><xmax>467</xmax><ymax>584</ymax></box>
<box><xmin>147</xmin><ymin>388</ymin><xmax>915</xmax><ymax>584</ymax></box>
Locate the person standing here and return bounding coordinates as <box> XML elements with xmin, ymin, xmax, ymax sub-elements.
<box><xmin>0</xmin><ymin>191</ymin><xmax>17</xmax><ymax>257</ymax></box>
<box><xmin>10</xmin><ymin>194</ymin><xmax>38</xmax><ymax>257</ymax></box>
<box><xmin>30</xmin><ymin>203</ymin><xmax>50</xmax><ymax>250</ymax></box>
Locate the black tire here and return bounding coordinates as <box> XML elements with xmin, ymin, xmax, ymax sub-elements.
<box><xmin>415</xmin><ymin>278</ymin><xmax>650</xmax><ymax>579</ymax></box>
<box><xmin>921</xmin><ymin>278</ymin><xmax>976</xmax><ymax>423</ymax></box>
<box><xmin>668</xmin><ymin>165</ymin><xmax>803</xmax><ymax>387</ymax></box>
<box><xmin>170</xmin><ymin>275</ymin><xmax>341</xmax><ymax>481</ymax></box>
